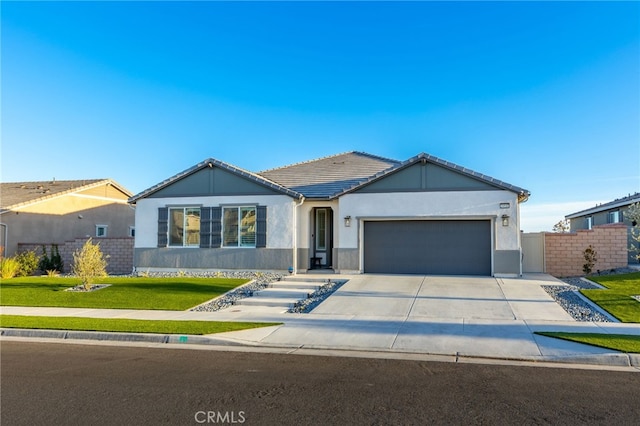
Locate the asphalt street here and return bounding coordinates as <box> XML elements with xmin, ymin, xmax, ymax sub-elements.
<box><xmin>2</xmin><ymin>341</ymin><xmax>639</xmax><ymax>425</ymax></box>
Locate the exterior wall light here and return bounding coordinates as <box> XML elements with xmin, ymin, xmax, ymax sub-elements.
<box><xmin>344</xmin><ymin>216</ymin><xmax>352</xmax><ymax>227</ymax></box>
<box><xmin>501</xmin><ymin>214</ymin><xmax>510</xmax><ymax>227</ymax></box>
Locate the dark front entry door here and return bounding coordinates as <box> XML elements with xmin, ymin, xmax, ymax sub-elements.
<box><xmin>312</xmin><ymin>208</ymin><xmax>333</xmax><ymax>268</ymax></box>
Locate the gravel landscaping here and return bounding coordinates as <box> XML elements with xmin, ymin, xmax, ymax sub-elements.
<box><xmin>288</xmin><ymin>279</ymin><xmax>347</xmax><ymax>314</ymax></box>
<box><xmin>188</xmin><ymin>272</ymin><xmax>284</xmax><ymax>312</ymax></box>
<box><xmin>542</xmin><ymin>267</ymin><xmax>639</xmax><ymax>322</ymax></box>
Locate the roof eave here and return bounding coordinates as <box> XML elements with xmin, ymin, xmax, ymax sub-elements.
<box><xmin>333</xmin><ymin>152</ymin><xmax>530</xmax><ymax>200</ymax></box>
<box><xmin>128</xmin><ymin>158</ymin><xmax>303</xmax><ymax>204</ymax></box>
<box><xmin>3</xmin><ymin>179</ymin><xmax>131</xmax><ymax>211</ymax></box>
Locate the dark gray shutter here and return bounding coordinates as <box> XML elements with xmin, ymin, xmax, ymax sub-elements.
<box><xmin>199</xmin><ymin>207</ymin><xmax>212</xmax><ymax>248</ymax></box>
<box><xmin>256</xmin><ymin>206</ymin><xmax>267</xmax><ymax>248</ymax></box>
<box><xmin>157</xmin><ymin>207</ymin><xmax>168</xmax><ymax>248</ymax></box>
<box><xmin>211</xmin><ymin>207</ymin><xmax>222</xmax><ymax>248</ymax></box>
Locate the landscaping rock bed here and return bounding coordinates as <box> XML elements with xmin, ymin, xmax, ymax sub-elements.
<box><xmin>288</xmin><ymin>279</ymin><xmax>347</xmax><ymax>314</ymax></box>
<box><xmin>188</xmin><ymin>272</ymin><xmax>284</xmax><ymax>312</ymax></box>
<box><xmin>64</xmin><ymin>284</ymin><xmax>111</xmax><ymax>292</ymax></box>
<box><xmin>542</xmin><ymin>267</ymin><xmax>638</xmax><ymax>322</ymax></box>
<box><xmin>542</xmin><ymin>285</ymin><xmax>612</xmax><ymax>322</ymax></box>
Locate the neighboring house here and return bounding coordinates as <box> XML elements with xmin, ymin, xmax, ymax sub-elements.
<box><xmin>566</xmin><ymin>192</ymin><xmax>640</xmax><ymax>263</ymax></box>
<box><xmin>0</xmin><ymin>179</ymin><xmax>135</xmax><ymax>257</ymax></box>
<box><xmin>129</xmin><ymin>152</ymin><xmax>530</xmax><ymax>277</ymax></box>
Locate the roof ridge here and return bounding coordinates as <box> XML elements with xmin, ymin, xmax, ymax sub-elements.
<box><xmin>258</xmin><ymin>151</ymin><xmax>400</xmax><ymax>174</ymax></box>
<box><xmin>258</xmin><ymin>151</ymin><xmax>359</xmax><ymax>174</ymax></box>
<box><xmin>352</xmin><ymin>151</ymin><xmax>401</xmax><ymax>165</ymax></box>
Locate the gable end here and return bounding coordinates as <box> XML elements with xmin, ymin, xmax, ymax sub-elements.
<box><xmin>146</xmin><ymin>166</ymin><xmax>285</xmax><ymax>198</ymax></box>
<box><xmin>353</xmin><ymin>161</ymin><xmax>500</xmax><ymax>194</ymax></box>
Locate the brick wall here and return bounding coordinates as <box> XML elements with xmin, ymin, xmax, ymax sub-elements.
<box><xmin>18</xmin><ymin>237</ymin><xmax>134</xmax><ymax>275</ymax></box>
<box><xmin>544</xmin><ymin>223</ymin><xmax>628</xmax><ymax>277</ymax></box>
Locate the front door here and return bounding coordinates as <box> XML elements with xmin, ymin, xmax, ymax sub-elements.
<box><xmin>313</xmin><ymin>208</ymin><xmax>333</xmax><ymax>268</ymax></box>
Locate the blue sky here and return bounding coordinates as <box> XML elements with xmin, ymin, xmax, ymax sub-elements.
<box><xmin>2</xmin><ymin>1</ymin><xmax>639</xmax><ymax>232</ymax></box>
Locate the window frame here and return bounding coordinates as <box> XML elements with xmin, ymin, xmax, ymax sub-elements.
<box><xmin>168</xmin><ymin>206</ymin><xmax>201</xmax><ymax>248</ymax></box>
<box><xmin>222</xmin><ymin>206</ymin><xmax>257</xmax><ymax>248</ymax></box>
<box><xmin>585</xmin><ymin>216</ymin><xmax>593</xmax><ymax>230</ymax></box>
<box><xmin>95</xmin><ymin>224</ymin><xmax>108</xmax><ymax>238</ymax></box>
<box><xmin>608</xmin><ymin>210</ymin><xmax>621</xmax><ymax>224</ymax></box>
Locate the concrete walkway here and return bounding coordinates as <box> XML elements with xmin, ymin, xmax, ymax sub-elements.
<box><xmin>2</xmin><ymin>273</ymin><xmax>639</xmax><ymax>368</ymax></box>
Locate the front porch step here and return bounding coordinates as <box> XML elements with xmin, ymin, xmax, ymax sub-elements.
<box><xmin>269</xmin><ymin>281</ymin><xmax>321</xmax><ymax>291</ymax></box>
<box><xmin>235</xmin><ymin>297</ymin><xmax>296</xmax><ymax>308</ymax></box>
<box><xmin>254</xmin><ymin>288</ymin><xmax>312</xmax><ymax>299</ymax></box>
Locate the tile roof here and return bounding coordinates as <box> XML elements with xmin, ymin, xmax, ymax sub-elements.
<box><xmin>566</xmin><ymin>192</ymin><xmax>640</xmax><ymax>218</ymax></box>
<box><xmin>1</xmin><ymin>179</ymin><xmax>131</xmax><ymax>211</ymax></box>
<box><xmin>258</xmin><ymin>151</ymin><xmax>400</xmax><ymax>199</ymax></box>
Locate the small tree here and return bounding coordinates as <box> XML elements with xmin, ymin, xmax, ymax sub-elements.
<box><xmin>627</xmin><ymin>201</ymin><xmax>640</xmax><ymax>262</ymax></box>
<box><xmin>552</xmin><ymin>219</ymin><xmax>570</xmax><ymax>233</ymax></box>
<box><xmin>15</xmin><ymin>250</ymin><xmax>41</xmax><ymax>277</ymax></box>
<box><xmin>72</xmin><ymin>239</ymin><xmax>108</xmax><ymax>290</ymax></box>
<box><xmin>39</xmin><ymin>244</ymin><xmax>63</xmax><ymax>273</ymax></box>
<box><xmin>582</xmin><ymin>245</ymin><xmax>598</xmax><ymax>275</ymax></box>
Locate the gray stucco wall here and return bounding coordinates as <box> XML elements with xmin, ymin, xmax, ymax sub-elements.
<box><xmin>494</xmin><ymin>250</ymin><xmax>521</xmax><ymax>276</ymax></box>
<box><xmin>336</xmin><ymin>248</ymin><xmax>359</xmax><ymax>272</ymax></box>
<box><xmin>135</xmin><ymin>248</ymin><xmax>293</xmax><ymax>271</ymax></box>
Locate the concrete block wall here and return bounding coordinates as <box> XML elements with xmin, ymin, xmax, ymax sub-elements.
<box><xmin>544</xmin><ymin>223</ymin><xmax>628</xmax><ymax>277</ymax></box>
<box><xmin>18</xmin><ymin>237</ymin><xmax>134</xmax><ymax>275</ymax></box>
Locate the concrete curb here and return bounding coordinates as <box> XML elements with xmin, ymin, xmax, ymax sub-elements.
<box><xmin>3</xmin><ymin>328</ymin><xmax>639</xmax><ymax>369</ymax></box>
<box><xmin>0</xmin><ymin>328</ymin><xmax>246</xmax><ymax>346</ymax></box>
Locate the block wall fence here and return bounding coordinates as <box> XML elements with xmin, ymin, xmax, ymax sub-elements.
<box><xmin>18</xmin><ymin>237</ymin><xmax>134</xmax><ymax>275</ymax></box>
<box><xmin>543</xmin><ymin>223</ymin><xmax>628</xmax><ymax>277</ymax></box>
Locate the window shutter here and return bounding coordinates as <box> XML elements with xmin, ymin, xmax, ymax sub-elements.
<box><xmin>211</xmin><ymin>207</ymin><xmax>222</xmax><ymax>248</ymax></box>
<box><xmin>256</xmin><ymin>206</ymin><xmax>267</xmax><ymax>248</ymax></box>
<box><xmin>157</xmin><ymin>207</ymin><xmax>169</xmax><ymax>248</ymax></box>
<box><xmin>199</xmin><ymin>207</ymin><xmax>212</xmax><ymax>248</ymax></box>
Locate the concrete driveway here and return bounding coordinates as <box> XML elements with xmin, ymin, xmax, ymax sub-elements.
<box><xmin>216</xmin><ymin>273</ymin><xmax>640</xmax><ymax>365</ymax></box>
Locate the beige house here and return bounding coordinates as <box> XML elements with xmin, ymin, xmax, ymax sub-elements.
<box><xmin>0</xmin><ymin>179</ymin><xmax>134</xmax><ymax>257</ymax></box>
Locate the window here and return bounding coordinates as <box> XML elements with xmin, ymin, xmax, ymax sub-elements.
<box><xmin>315</xmin><ymin>209</ymin><xmax>327</xmax><ymax>251</ymax></box>
<box><xmin>223</xmin><ymin>207</ymin><xmax>256</xmax><ymax>247</ymax></box>
<box><xmin>129</xmin><ymin>226</ymin><xmax>135</xmax><ymax>238</ymax></box>
<box><xmin>608</xmin><ymin>211</ymin><xmax>621</xmax><ymax>224</ymax></box>
<box><xmin>585</xmin><ymin>216</ymin><xmax>593</xmax><ymax>230</ymax></box>
<box><xmin>169</xmin><ymin>207</ymin><xmax>200</xmax><ymax>247</ymax></box>
<box><xmin>96</xmin><ymin>225</ymin><xmax>108</xmax><ymax>238</ymax></box>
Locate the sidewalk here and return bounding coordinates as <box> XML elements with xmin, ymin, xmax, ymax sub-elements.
<box><xmin>2</xmin><ymin>273</ymin><xmax>640</xmax><ymax>369</ymax></box>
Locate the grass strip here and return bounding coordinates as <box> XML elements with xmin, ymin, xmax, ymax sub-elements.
<box><xmin>535</xmin><ymin>332</ymin><xmax>640</xmax><ymax>353</ymax></box>
<box><xmin>580</xmin><ymin>272</ymin><xmax>640</xmax><ymax>323</ymax></box>
<box><xmin>0</xmin><ymin>276</ymin><xmax>248</xmax><ymax>310</ymax></box>
<box><xmin>0</xmin><ymin>315</ymin><xmax>280</xmax><ymax>335</ymax></box>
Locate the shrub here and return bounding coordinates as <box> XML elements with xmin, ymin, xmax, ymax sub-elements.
<box><xmin>72</xmin><ymin>238</ymin><xmax>108</xmax><ymax>290</ymax></box>
<box><xmin>1</xmin><ymin>257</ymin><xmax>21</xmax><ymax>279</ymax></box>
<box><xmin>583</xmin><ymin>245</ymin><xmax>598</xmax><ymax>275</ymax></box>
<box><xmin>15</xmin><ymin>250</ymin><xmax>41</xmax><ymax>277</ymax></box>
<box><xmin>39</xmin><ymin>244</ymin><xmax>63</xmax><ymax>273</ymax></box>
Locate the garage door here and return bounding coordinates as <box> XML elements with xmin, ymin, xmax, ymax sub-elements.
<box><xmin>363</xmin><ymin>220</ymin><xmax>491</xmax><ymax>275</ymax></box>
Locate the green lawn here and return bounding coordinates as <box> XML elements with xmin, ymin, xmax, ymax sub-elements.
<box><xmin>0</xmin><ymin>276</ymin><xmax>248</xmax><ymax>310</ymax></box>
<box><xmin>536</xmin><ymin>332</ymin><xmax>640</xmax><ymax>353</ymax></box>
<box><xmin>0</xmin><ymin>315</ymin><xmax>280</xmax><ymax>335</ymax></box>
<box><xmin>580</xmin><ymin>272</ymin><xmax>640</xmax><ymax>323</ymax></box>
